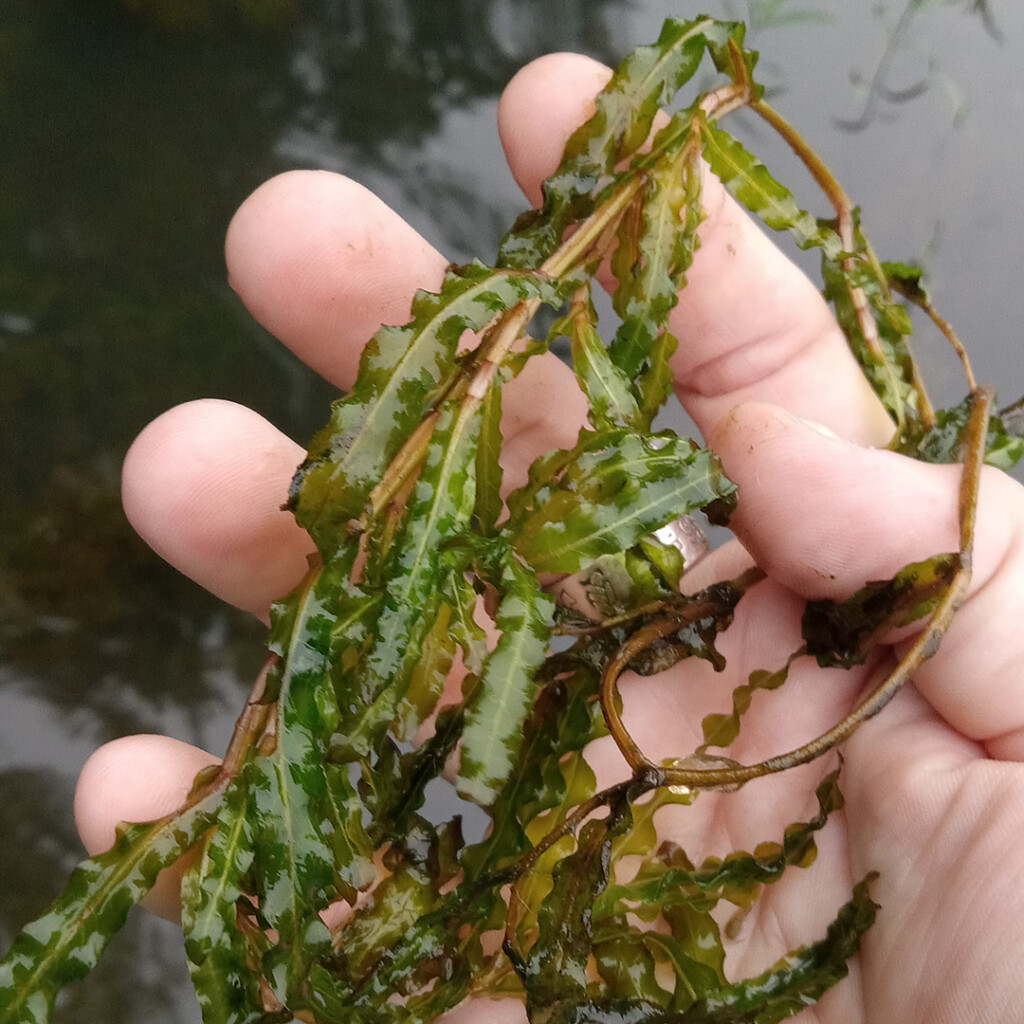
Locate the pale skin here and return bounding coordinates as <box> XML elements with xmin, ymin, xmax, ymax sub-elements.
<box><xmin>72</xmin><ymin>54</ymin><xmax>1024</xmax><ymax>1023</ymax></box>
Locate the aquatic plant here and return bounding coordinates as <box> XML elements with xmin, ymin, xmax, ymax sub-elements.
<box><xmin>2</xmin><ymin>16</ymin><xmax>1020</xmax><ymax>1023</ymax></box>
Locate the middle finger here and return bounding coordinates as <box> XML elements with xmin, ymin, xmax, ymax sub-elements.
<box><xmin>224</xmin><ymin>169</ymin><xmax>589</xmax><ymax>494</ymax></box>
<box><xmin>497</xmin><ymin>52</ymin><xmax>894</xmax><ymax>448</ymax></box>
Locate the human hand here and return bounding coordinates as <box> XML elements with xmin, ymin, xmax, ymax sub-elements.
<box><xmin>74</xmin><ymin>54</ymin><xmax>1024</xmax><ymax>1023</ymax></box>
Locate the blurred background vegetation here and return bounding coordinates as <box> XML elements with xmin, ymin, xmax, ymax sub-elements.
<box><xmin>0</xmin><ymin>0</ymin><xmax>1019</xmax><ymax>1018</ymax></box>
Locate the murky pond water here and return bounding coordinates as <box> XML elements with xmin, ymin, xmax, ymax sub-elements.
<box><xmin>1</xmin><ymin>1</ymin><xmax>1021</xmax><ymax>1019</ymax></box>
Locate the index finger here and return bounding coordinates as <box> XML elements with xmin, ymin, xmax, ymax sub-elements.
<box><xmin>498</xmin><ymin>53</ymin><xmax>894</xmax><ymax>447</ymax></box>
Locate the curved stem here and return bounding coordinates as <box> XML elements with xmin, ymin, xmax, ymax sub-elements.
<box><xmin>750</xmin><ymin>97</ymin><xmax>930</xmax><ymax>434</ymax></box>
<box><xmin>598</xmin><ymin>567</ymin><xmax>766</xmax><ymax>772</ymax></box>
<box><xmin>954</xmin><ymin>386</ymin><xmax>993</xmax><ymax>559</ymax></box>
<box><xmin>600</xmin><ymin>617</ymin><xmax>684</xmax><ymax>771</ymax></box>
<box><xmin>890</xmin><ymin>279</ymin><xmax>979</xmax><ymax>394</ymax></box>
<box><xmin>604</xmin><ymin>389</ymin><xmax>992</xmax><ymax>791</ymax></box>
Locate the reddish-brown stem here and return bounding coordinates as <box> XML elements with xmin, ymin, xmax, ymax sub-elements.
<box><xmin>598</xmin><ymin>567</ymin><xmax>766</xmax><ymax>772</ymax></box>
<box><xmin>598</xmin><ymin>388</ymin><xmax>993</xmax><ymax>791</ymax></box>
<box><xmin>891</xmin><ymin>280</ymin><xmax>979</xmax><ymax>394</ymax></box>
<box><xmin>749</xmin><ymin>97</ymin><xmax>932</xmax><ymax>435</ymax></box>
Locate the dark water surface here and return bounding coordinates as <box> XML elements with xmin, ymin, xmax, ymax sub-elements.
<box><xmin>1</xmin><ymin>1</ymin><xmax>1021</xmax><ymax>1019</ymax></box>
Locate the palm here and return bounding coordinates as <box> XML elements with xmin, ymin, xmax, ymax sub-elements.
<box><xmin>73</xmin><ymin>53</ymin><xmax>1024</xmax><ymax>1024</ymax></box>
<box><xmin>841</xmin><ymin>697</ymin><xmax>1024</xmax><ymax>1023</ymax></box>
<box><xmin>601</xmin><ymin>553</ymin><xmax>1024</xmax><ymax>1024</ymax></box>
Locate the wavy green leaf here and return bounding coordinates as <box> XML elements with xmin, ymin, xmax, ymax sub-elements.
<box><xmin>651</xmin><ymin>913</ymin><xmax>726</xmax><ymax>1011</ymax></box>
<box><xmin>445</xmin><ymin>560</ymin><xmax>489</xmax><ymax>676</ymax></box>
<box><xmin>475</xmin><ymin>379</ymin><xmax>505</xmax><ymax>534</ymax></box>
<box><xmin>338</xmin><ymin>399</ymin><xmax>480</xmax><ymax>756</ymax></box>
<box><xmin>0</xmin><ymin>785</ymin><xmax>225</xmax><ymax>1024</ymax></box>
<box><xmin>593</xmin><ymin>925</ymin><xmax>671</xmax><ymax>1007</ymax></box>
<box><xmin>338</xmin><ymin>861</ymin><xmax>439</xmax><ymax>983</ymax></box>
<box><xmin>458</xmin><ymin>559</ymin><xmax>556</xmax><ymax>806</ymax></box>
<box><xmin>901</xmin><ymin>393</ymin><xmax>1024</xmax><ymax>471</ymax></box>
<box><xmin>701</xmin><ymin>123</ymin><xmax>842</xmax><ymax>257</ymax></box>
<box><xmin>498</xmin><ymin>17</ymin><xmax>741</xmax><ymax>269</ymax></box>
<box><xmin>519</xmin><ymin>811</ymin><xmax>627</xmax><ymax>1024</ymax></box>
<box><xmin>290</xmin><ymin>263</ymin><xmax>560</xmax><ymax>555</ymax></box>
<box><xmin>699</xmin><ymin>662</ymin><xmax>792</xmax><ymax>752</ymax></box>
<box><xmin>461</xmin><ymin>660</ymin><xmax>605</xmax><ymax>882</ymax></box>
<box><xmin>821</xmin><ymin>224</ymin><xmax>922</xmax><ymax>430</ymax></box>
<box><xmin>610</xmin><ymin>151</ymin><xmax>700</xmax><ymax>384</ymax></box>
<box><xmin>545</xmin><ymin>878</ymin><xmax>873</xmax><ymax>1024</ymax></box>
<box><xmin>594</xmin><ymin>771</ymin><xmax>843</xmax><ymax>916</ymax></box>
<box><xmin>636</xmin><ymin>326</ymin><xmax>680</xmax><ymax>430</ymax></box>
<box><xmin>249</xmin><ymin>573</ymin><xmax>374</xmax><ymax>1002</ymax></box>
<box><xmin>181</xmin><ymin>773</ymin><xmax>265</xmax><ymax>1024</ymax></box>
<box><xmin>511</xmin><ymin>431</ymin><xmax>735</xmax><ymax>574</ymax></box>
<box><xmin>247</xmin><ymin>753</ymin><xmax>333</xmax><ymax>1006</ymax></box>
<box><xmin>563</xmin><ymin>303</ymin><xmax>640</xmax><ymax>431</ymax></box>
<box><xmin>674</xmin><ymin>875</ymin><xmax>879</xmax><ymax>1023</ymax></box>
<box><xmin>392</xmin><ymin>602</ymin><xmax>456</xmax><ymax>743</ymax></box>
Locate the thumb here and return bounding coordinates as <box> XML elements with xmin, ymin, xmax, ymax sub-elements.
<box><xmin>709</xmin><ymin>402</ymin><xmax>1024</xmax><ymax>756</ymax></box>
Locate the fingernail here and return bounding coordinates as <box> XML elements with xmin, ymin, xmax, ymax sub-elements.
<box><xmin>767</xmin><ymin>406</ymin><xmax>842</xmax><ymax>440</ymax></box>
<box><xmin>799</xmin><ymin>417</ymin><xmax>840</xmax><ymax>440</ymax></box>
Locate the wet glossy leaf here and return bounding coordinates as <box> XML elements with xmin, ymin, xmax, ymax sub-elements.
<box><xmin>181</xmin><ymin>773</ymin><xmax>265</xmax><ymax>1024</ymax></box>
<box><xmin>475</xmin><ymin>380</ymin><xmax>505</xmax><ymax>535</ymax></box>
<box><xmin>392</xmin><ymin>602</ymin><xmax>456</xmax><ymax>743</ymax></box>
<box><xmin>562</xmin><ymin>301</ymin><xmax>641</xmax><ymax>431</ymax></box>
<box><xmin>673</xmin><ymin>874</ymin><xmax>879</xmax><ymax>1023</ymax></box>
<box><xmin>637</xmin><ymin>532</ymin><xmax>686</xmax><ymax>591</ymax></box>
<box><xmin>821</xmin><ymin>222</ymin><xmax>923</xmax><ymax>430</ymax></box>
<box><xmin>592</xmin><ymin>925</ymin><xmax>669</xmax><ymax>1007</ymax></box>
<box><xmin>458</xmin><ymin>559</ymin><xmax>556</xmax><ymax>806</ymax></box>
<box><xmin>596</xmin><ymin>771</ymin><xmax>843</xmax><ymax>915</ymax></box>
<box><xmin>902</xmin><ymin>393</ymin><xmax>1024</xmax><ymax>471</ymax></box>
<box><xmin>511</xmin><ymin>431</ymin><xmax>735</xmax><ymax>574</ymax></box>
<box><xmin>609</xmin><ymin>153</ymin><xmax>699</xmax><ymax>388</ymax></box>
<box><xmin>339</xmin><ymin>861</ymin><xmax>439</xmax><ymax>983</ymax></box>
<box><xmin>518</xmin><ymin>812</ymin><xmax>625</xmax><ymax>1024</ymax></box>
<box><xmin>338</xmin><ymin>399</ymin><xmax>480</xmax><ymax>755</ymax></box>
<box><xmin>249</xmin><ymin>575</ymin><xmax>375</xmax><ymax>1001</ymax></box>
<box><xmin>701</xmin><ymin>124</ymin><xmax>842</xmax><ymax>257</ymax></box>
<box><xmin>462</xmin><ymin>662</ymin><xmax>604</xmax><ymax>882</ymax></box>
<box><xmin>635</xmin><ymin>327</ymin><xmax>681</xmax><ymax>431</ymax></box>
<box><xmin>444</xmin><ymin>560</ymin><xmax>490</xmax><ymax>675</ymax></box>
<box><xmin>359</xmin><ymin>717</ymin><xmax>463</xmax><ymax>845</ymax></box>
<box><xmin>881</xmin><ymin>259</ymin><xmax>927</xmax><ymax>302</ymax></box>
<box><xmin>498</xmin><ymin>17</ymin><xmax>741</xmax><ymax>269</ymax></box>
<box><xmin>653</xmin><ymin>909</ymin><xmax>726</xmax><ymax>1008</ymax></box>
<box><xmin>246</xmin><ymin>758</ymin><xmax>331</xmax><ymax>1002</ymax></box>
<box><xmin>289</xmin><ymin>263</ymin><xmax>562</xmax><ymax>555</ymax></box>
<box><xmin>0</xmin><ymin>784</ymin><xmax>226</xmax><ymax>1024</ymax></box>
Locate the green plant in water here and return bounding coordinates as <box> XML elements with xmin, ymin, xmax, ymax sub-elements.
<box><xmin>2</xmin><ymin>16</ymin><xmax>1022</xmax><ymax>1024</ymax></box>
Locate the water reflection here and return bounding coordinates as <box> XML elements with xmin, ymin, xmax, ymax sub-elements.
<box><xmin>0</xmin><ymin>3</ymin><xmax>644</xmax><ymax>1018</ymax></box>
<box><xmin>280</xmin><ymin>0</ymin><xmax>624</xmax><ymax>144</ymax></box>
<box><xmin>837</xmin><ymin>0</ymin><xmax>1003</xmax><ymax>132</ymax></box>
<box><xmin>1</xmin><ymin>1</ymin><xmax>1021</xmax><ymax>1020</ymax></box>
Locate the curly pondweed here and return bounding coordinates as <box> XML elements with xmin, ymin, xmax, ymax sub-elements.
<box><xmin>2</xmin><ymin>16</ymin><xmax>1022</xmax><ymax>1024</ymax></box>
